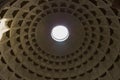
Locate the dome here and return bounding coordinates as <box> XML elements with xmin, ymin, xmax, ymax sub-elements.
<box><xmin>0</xmin><ymin>0</ymin><xmax>120</xmax><ymax>80</ymax></box>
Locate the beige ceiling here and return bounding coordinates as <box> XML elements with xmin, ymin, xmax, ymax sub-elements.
<box><xmin>0</xmin><ymin>0</ymin><xmax>120</xmax><ymax>80</ymax></box>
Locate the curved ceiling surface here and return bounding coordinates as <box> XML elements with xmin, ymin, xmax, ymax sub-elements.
<box><xmin>0</xmin><ymin>0</ymin><xmax>120</xmax><ymax>80</ymax></box>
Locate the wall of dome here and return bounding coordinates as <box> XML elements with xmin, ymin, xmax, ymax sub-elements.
<box><xmin>0</xmin><ymin>0</ymin><xmax>120</xmax><ymax>80</ymax></box>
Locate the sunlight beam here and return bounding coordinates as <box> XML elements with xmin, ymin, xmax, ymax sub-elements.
<box><xmin>0</xmin><ymin>19</ymin><xmax>10</xmax><ymax>41</ymax></box>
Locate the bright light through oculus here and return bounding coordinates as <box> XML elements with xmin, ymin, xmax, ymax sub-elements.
<box><xmin>51</xmin><ymin>25</ymin><xmax>69</xmax><ymax>42</ymax></box>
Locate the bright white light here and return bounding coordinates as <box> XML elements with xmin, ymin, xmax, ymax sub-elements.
<box><xmin>51</xmin><ymin>25</ymin><xmax>69</xmax><ymax>42</ymax></box>
<box><xmin>0</xmin><ymin>19</ymin><xmax>10</xmax><ymax>41</ymax></box>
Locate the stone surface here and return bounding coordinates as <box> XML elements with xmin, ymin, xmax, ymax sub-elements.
<box><xmin>0</xmin><ymin>0</ymin><xmax>120</xmax><ymax>80</ymax></box>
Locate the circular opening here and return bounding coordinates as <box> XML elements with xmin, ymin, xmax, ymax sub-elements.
<box><xmin>51</xmin><ymin>25</ymin><xmax>69</xmax><ymax>42</ymax></box>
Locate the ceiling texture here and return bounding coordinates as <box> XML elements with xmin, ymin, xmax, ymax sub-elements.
<box><xmin>0</xmin><ymin>0</ymin><xmax>120</xmax><ymax>80</ymax></box>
